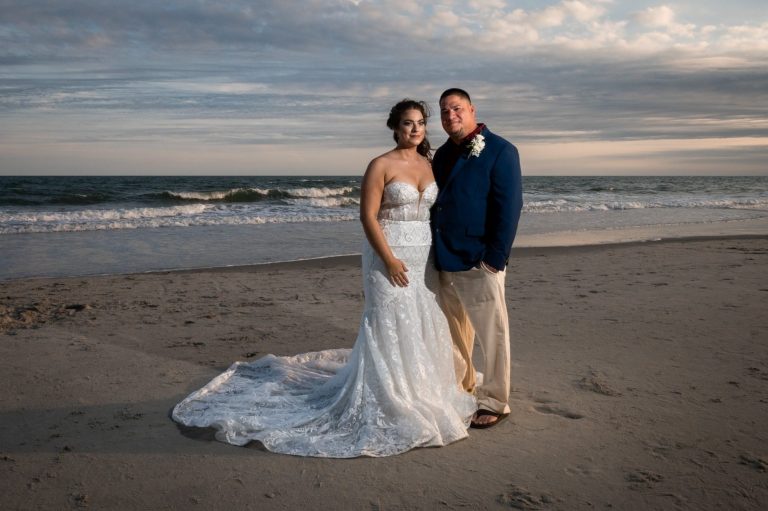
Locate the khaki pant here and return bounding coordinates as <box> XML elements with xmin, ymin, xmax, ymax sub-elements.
<box><xmin>439</xmin><ymin>267</ymin><xmax>511</xmax><ymax>414</ymax></box>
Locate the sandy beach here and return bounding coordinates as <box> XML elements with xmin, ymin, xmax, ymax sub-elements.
<box><xmin>1</xmin><ymin>236</ymin><xmax>767</xmax><ymax>510</ymax></box>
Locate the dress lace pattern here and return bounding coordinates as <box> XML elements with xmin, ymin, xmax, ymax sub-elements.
<box><xmin>171</xmin><ymin>181</ymin><xmax>476</xmax><ymax>457</ymax></box>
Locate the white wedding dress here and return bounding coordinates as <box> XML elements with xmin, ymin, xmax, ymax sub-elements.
<box><xmin>172</xmin><ymin>181</ymin><xmax>476</xmax><ymax>457</ymax></box>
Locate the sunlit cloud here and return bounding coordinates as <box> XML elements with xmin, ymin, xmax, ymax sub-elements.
<box><xmin>0</xmin><ymin>0</ymin><xmax>766</xmax><ymax>175</ymax></box>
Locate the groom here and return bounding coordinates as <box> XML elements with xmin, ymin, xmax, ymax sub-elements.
<box><xmin>430</xmin><ymin>88</ymin><xmax>523</xmax><ymax>429</ymax></box>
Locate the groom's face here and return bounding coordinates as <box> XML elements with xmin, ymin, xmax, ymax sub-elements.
<box><xmin>440</xmin><ymin>95</ymin><xmax>477</xmax><ymax>141</ymax></box>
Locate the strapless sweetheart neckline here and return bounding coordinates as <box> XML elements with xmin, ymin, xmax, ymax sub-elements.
<box><xmin>384</xmin><ymin>180</ymin><xmax>437</xmax><ymax>194</ymax></box>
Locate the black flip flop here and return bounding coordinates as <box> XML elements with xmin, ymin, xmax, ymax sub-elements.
<box><xmin>470</xmin><ymin>409</ymin><xmax>509</xmax><ymax>429</ymax></box>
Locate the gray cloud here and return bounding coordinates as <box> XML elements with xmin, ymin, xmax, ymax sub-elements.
<box><xmin>1</xmin><ymin>0</ymin><xmax>767</xmax><ymax>174</ymax></box>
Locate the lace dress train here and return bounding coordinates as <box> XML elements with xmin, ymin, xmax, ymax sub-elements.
<box><xmin>171</xmin><ymin>181</ymin><xmax>475</xmax><ymax>457</ymax></box>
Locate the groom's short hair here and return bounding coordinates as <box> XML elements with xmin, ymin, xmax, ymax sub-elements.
<box><xmin>440</xmin><ymin>88</ymin><xmax>471</xmax><ymax>104</ymax></box>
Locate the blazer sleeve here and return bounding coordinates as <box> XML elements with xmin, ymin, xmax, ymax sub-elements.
<box><xmin>483</xmin><ymin>142</ymin><xmax>523</xmax><ymax>270</ymax></box>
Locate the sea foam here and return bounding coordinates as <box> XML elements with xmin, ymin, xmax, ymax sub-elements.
<box><xmin>162</xmin><ymin>186</ymin><xmax>357</xmax><ymax>202</ymax></box>
<box><xmin>0</xmin><ymin>203</ymin><xmax>357</xmax><ymax>234</ymax></box>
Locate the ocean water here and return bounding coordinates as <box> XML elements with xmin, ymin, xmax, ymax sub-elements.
<box><xmin>0</xmin><ymin>176</ymin><xmax>360</xmax><ymax>234</ymax></box>
<box><xmin>1</xmin><ymin>175</ymin><xmax>767</xmax><ymax>280</ymax></box>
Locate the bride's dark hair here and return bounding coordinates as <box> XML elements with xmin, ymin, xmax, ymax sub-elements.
<box><xmin>386</xmin><ymin>99</ymin><xmax>432</xmax><ymax>162</ymax></box>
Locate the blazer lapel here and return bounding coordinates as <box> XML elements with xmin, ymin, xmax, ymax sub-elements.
<box><xmin>438</xmin><ymin>154</ymin><xmax>470</xmax><ymax>199</ymax></box>
<box><xmin>438</xmin><ymin>127</ymin><xmax>490</xmax><ymax>199</ymax></box>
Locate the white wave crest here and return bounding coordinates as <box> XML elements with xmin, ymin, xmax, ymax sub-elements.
<box><xmin>287</xmin><ymin>197</ymin><xmax>360</xmax><ymax>208</ymax></box>
<box><xmin>165</xmin><ymin>188</ymin><xmax>273</xmax><ymax>200</ymax></box>
<box><xmin>0</xmin><ymin>206</ymin><xmax>357</xmax><ymax>234</ymax></box>
<box><xmin>522</xmin><ymin>200</ymin><xmax>642</xmax><ymax>213</ymax></box>
<box><xmin>0</xmin><ymin>204</ymin><xmax>210</xmax><ymax>224</ymax></box>
<box><xmin>523</xmin><ymin>196</ymin><xmax>768</xmax><ymax>213</ymax></box>
<box><xmin>284</xmin><ymin>186</ymin><xmax>355</xmax><ymax>198</ymax></box>
<box><xmin>164</xmin><ymin>186</ymin><xmax>356</xmax><ymax>201</ymax></box>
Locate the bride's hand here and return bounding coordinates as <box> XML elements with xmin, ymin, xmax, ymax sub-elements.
<box><xmin>386</xmin><ymin>259</ymin><xmax>409</xmax><ymax>287</ymax></box>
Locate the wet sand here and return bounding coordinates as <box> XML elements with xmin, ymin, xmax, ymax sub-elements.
<box><xmin>1</xmin><ymin>237</ymin><xmax>767</xmax><ymax>510</ymax></box>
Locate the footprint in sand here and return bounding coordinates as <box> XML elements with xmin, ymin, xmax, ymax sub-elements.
<box><xmin>626</xmin><ymin>469</ymin><xmax>664</xmax><ymax>490</ymax></box>
<box><xmin>497</xmin><ymin>485</ymin><xmax>555</xmax><ymax>509</ymax></box>
<box><xmin>533</xmin><ymin>404</ymin><xmax>584</xmax><ymax>420</ymax></box>
<box><xmin>526</xmin><ymin>392</ymin><xmax>584</xmax><ymax>420</ymax></box>
<box><xmin>739</xmin><ymin>453</ymin><xmax>768</xmax><ymax>472</ymax></box>
<box><xmin>576</xmin><ymin>369</ymin><xmax>622</xmax><ymax>397</ymax></box>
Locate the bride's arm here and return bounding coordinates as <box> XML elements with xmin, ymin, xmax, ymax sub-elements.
<box><xmin>360</xmin><ymin>158</ymin><xmax>409</xmax><ymax>287</ymax></box>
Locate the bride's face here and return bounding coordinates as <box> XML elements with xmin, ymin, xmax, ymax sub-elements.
<box><xmin>396</xmin><ymin>108</ymin><xmax>426</xmax><ymax>148</ymax></box>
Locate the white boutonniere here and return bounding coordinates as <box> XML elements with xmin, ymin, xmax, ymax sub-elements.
<box><xmin>467</xmin><ymin>134</ymin><xmax>485</xmax><ymax>157</ymax></box>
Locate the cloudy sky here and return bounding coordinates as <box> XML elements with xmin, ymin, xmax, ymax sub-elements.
<box><xmin>1</xmin><ymin>0</ymin><xmax>766</xmax><ymax>175</ymax></box>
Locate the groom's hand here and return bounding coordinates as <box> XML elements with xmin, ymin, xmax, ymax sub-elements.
<box><xmin>479</xmin><ymin>261</ymin><xmax>499</xmax><ymax>274</ymax></box>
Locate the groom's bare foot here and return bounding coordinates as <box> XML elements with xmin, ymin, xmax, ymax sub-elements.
<box><xmin>470</xmin><ymin>409</ymin><xmax>509</xmax><ymax>429</ymax></box>
<box><xmin>473</xmin><ymin>413</ymin><xmax>498</xmax><ymax>426</ymax></box>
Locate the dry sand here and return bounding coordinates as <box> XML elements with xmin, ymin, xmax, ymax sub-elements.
<box><xmin>1</xmin><ymin>236</ymin><xmax>767</xmax><ymax>510</ymax></box>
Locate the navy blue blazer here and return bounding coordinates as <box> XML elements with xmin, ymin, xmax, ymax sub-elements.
<box><xmin>430</xmin><ymin>126</ymin><xmax>523</xmax><ymax>272</ymax></box>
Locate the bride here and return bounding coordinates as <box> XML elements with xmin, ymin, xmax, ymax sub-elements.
<box><xmin>172</xmin><ymin>99</ymin><xmax>476</xmax><ymax>457</ymax></box>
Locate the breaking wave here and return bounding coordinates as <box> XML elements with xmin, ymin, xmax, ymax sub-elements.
<box><xmin>0</xmin><ymin>204</ymin><xmax>357</xmax><ymax>234</ymax></box>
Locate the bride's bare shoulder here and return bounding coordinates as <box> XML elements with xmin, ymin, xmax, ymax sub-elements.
<box><xmin>364</xmin><ymin>150</ymin><xmax>398</xmax><ymax>180</ymax></box>
<box><xmin>368</xmin><ymin>150</ymin><xmax>398</xmax><ymax>167</ymax></box>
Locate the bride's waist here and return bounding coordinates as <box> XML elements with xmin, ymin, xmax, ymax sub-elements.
<box><xmin>377</xmin><ymin>219</ymin><xmax>431</xmax><ymax>247</ymax></box>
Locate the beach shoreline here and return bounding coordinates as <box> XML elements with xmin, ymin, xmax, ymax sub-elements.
<box><xmin>1</xmin><ymin>235</ymin><xmax>767</xmax><ymax>510</ymax></box>
<box><xmin>3</xmin><ymin>213</ymin><xmax>768</xmax><ymax>282</ymax></box>
<box><xmin>3</xmin><ymin>174</ymin><xmax>767</xmax><ymax>281</ymax></box>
